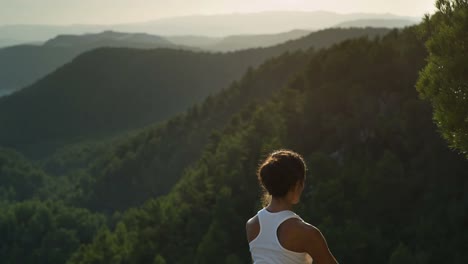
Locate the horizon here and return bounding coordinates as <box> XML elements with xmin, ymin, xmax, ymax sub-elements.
<box><xmin>0</xmin><ymin>0</ymin><xmax>435</xmax><ymax>26</ymax></box>
<box><xmin>0</xmin><ymin>10</ymin><xmax>420</xmax><ymax>27</ymax></box>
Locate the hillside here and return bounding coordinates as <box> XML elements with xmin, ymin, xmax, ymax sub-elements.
<box><xmin>81</xmin><ymin>50</ymin><xmax>313</xmax><ymax>211</ymax></box>
<box><xmin>168</xmin><ymin>30</ymin><xmax>311</xmax><ymax>51</ymax></box>
<box><xmin>43</xmin><ymin>30</ymin><xmax>175</xmax><ymax>48</ymax></box>
<box><xmin>0</xmin><ymin>28</ymin><xmax>390</xmax><ymax>157</ymax></box>
<box><xmin>66</xmin><ymin>27</ymin><xmax>468</xmax><ymax>264</ymax></box>
<box><xmin>0</xmin><ymin>31</ymin><xmax>181</xmax><ymax>96</ymax></box>
<box><xmin>164</xmin><ymin>35</ymin><xmax>221</xmax><ymax>48</ymax></box>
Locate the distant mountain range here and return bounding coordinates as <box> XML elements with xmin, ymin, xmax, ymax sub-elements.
<box><xmin>167</xmin><ymin>30</ymin><xmax>312</xmax><ymax>52</ymax></box>
<box><xmin>0</xmin><ymin>21</ymin><xmax>411</xmax><ymax>96</ymax></box>
<box><xmin>43</xmin><ymin>30</ymin><xmax>175</xmax><ymax>48</ymax></box>
<box><xmin>0</xmin><ymin>29</ymin><xmax>309</xmax><ymax>96</ymax></box>
<box><xmin>165</xmin><ymin>18</ymin><xmax>419</xmax><ymax>51</ymax></box>
<box><xmin>0</xmin><ymin>31</ymin><xmax>184</xmax><ymax>96</ymax></box>
<box><xmin>0</xmin><ymin>28</ymin><xmax>390</xmax><ymax>157</ymax></box>
<box><xmin>0</xmin><ymin>11</ymin><xmax>419</xmax><ymax>46</ymax></box>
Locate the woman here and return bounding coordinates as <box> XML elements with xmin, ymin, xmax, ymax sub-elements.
<box><xmin>246</xmin><ymin>149</ymin><xmax>338</xmax><ymax>264</ymax></box>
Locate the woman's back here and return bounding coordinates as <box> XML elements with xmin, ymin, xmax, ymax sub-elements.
<box><xmin>247</xmin><ymin>208</ymin><xmax>313</xmax><ymax>264</ymax></box>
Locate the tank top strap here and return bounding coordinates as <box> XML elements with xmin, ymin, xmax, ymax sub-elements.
<box><xmin>257</xmin><ymin>208</ymin><xmax>302</xmax><ymax>238</ymax></box>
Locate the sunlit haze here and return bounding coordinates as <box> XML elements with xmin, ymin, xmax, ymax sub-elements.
<box><xmin>0</xmin><ymin>0</ymin><xmax>436</xmax><ymax>25</ymax></box>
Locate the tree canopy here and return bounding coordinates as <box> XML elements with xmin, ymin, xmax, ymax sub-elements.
<box><xmin>417</xmin><ymin>0</ymin><xmax>468</xmax><ymax>157</ymax></box>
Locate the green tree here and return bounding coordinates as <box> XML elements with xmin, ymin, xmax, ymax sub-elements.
<box><xmin>417</xmin><ymin>0</ymin><xmax>468</xmax><ymax>156</ymax></box>
<box><xmin>0</xmin><ymin>200</ymin><xmax>105</xmax><ymax>264</ymax></box>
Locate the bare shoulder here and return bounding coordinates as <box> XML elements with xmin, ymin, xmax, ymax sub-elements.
<box><xmin>246</xmin><ymin>215</ymin><xmax>260</xmax><ymax>243</ymax></box>
<box><xmin>278</xmin><ymin>217</ymin><xmax>306</xmax><ymax>234</ymax></box>
<box><xmin>295</xmin><ymin>221</ymin><xmax>338</xmax><ymax>264</ymax></box>
<box><xmin>279</xmin><ymin>218</ymin><xmax>320</xmax><ymax>238</ymax></box>
<box><xmin>297</xmin><ymin>221</ymin><xmax>324</xmax><ymax>242</ymax></box>
<box><xmin>278</xmin><ymin>218</ymin><xmax>320</xmax><ymax>250</ymax></box>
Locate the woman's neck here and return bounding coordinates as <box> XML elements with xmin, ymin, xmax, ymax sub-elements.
<box><xmin>266</xmin><ymin>196</ymin><xmax>293</xmax><ymax>212</ymax></box>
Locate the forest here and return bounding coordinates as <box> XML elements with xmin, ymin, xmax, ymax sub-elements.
<box><xmin>0</xmin><ymin>1</ymin><xmax>467</xmax><ymax>263</ymax></box>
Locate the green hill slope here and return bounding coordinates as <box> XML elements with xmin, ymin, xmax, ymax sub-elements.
<box><xmin>0</xmin><ymin>31</ymin><xmax>180</xmax><ymax>96</ymax></box>
<box><xmin>67</xmin><ymin>27</ymin><xmax>468</xmax><ymax>264</ymax></box>
<box><xmin>0</xmin><ymin>28</ymin><xmax>390</xmax><ymax>157</ymax></box>
<box><xmin>81</xmin><ymin>50</ymin><xmax>313</xmax><ymax>211</ymax></box>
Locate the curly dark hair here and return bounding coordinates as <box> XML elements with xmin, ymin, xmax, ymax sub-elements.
<box><xmin>257</xmin><ymin>149</ymin><xmax>307</xmax><ymax>200</ymax></box>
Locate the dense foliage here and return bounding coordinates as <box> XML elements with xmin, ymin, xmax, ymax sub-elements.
<box><xmin>0</xmin><ymin>148</ymin><xmax>48</xmax><ymax>201</ymax></box>
<box><xmin>83</xmin><ymin>50</ymin><xmax>313</xmax><ymax>212</ymax></box>
<box><xmin>0</xmin><ymin>200</ymin><xmax>105</xmax><ymax>264</ymax></box>
<box><xmin>416</xmin><ymin>0</ymin><xmax>468</xmax><ymax>156</ymax></box>
<box><xmin>68</xmin><ymin>28</ymin><xmax>468</xmax><ymax>263</ymax></box>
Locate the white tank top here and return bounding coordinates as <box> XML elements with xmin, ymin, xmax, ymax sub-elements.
<box><xmin>249</xmin><ymin>208</ymin><xmax>313</xmax><ymax>264</ymax></box>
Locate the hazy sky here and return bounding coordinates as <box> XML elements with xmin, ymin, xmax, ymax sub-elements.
<box><xmin>0</xmin><ymin>0</ymin><xmax>436</xmax><ymax>25</ymax></box>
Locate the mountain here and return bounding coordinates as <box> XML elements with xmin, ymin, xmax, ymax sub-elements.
<box><xmin>0</xmin><ymin>11</ymin><xmax>417</xmax><ymax>45</ymax></box>
<box><xmin>43</xmin><ymin>30</ymin><xmax>174</xmax><ymax>48</ymax></box>
<box><xmin>61</xmin><ymin>27</ymin><xmax>467</xmax><ymax>264</ymax></box>
<box><xmin>38</xmin><ymin>29</ymin><xmax>394</xmax><ymax>212</ymax></box>
<box><xmin>0</xmin><ymin>38</ymin><xmax>28</xmax><ymax>48</ymax></box>
<box><xmin>119</xmin><ymin>11</ymin><xmax>416</xmax><ymax>36</ymax></box>
<box><xmin>166</xmin><ymin>17</ymin><xmax>422</xmax><ymax>52</ymax></box>
<box><xmin>168</xmin><ymin>30</ymin><xmax>311</xmax><ymax>52</ymax></box>
<box><xmin>164</xmin><ymin>35</ymin><xmax>221</xmax><ymax>48</ymax></box>
<box><xmin>335</xmin><ymin>19</ymin><xmax>418</xmax><ymax>28</ymax></box>
<box><xmin>0</xmin><ymin>28</ymin><xmax>390</xmax><ymax>158</ymax></box>
<box><xmin>0</xmin><ymin>31</ymin><xmax>181</xmax><ymax>96</ymax></box>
